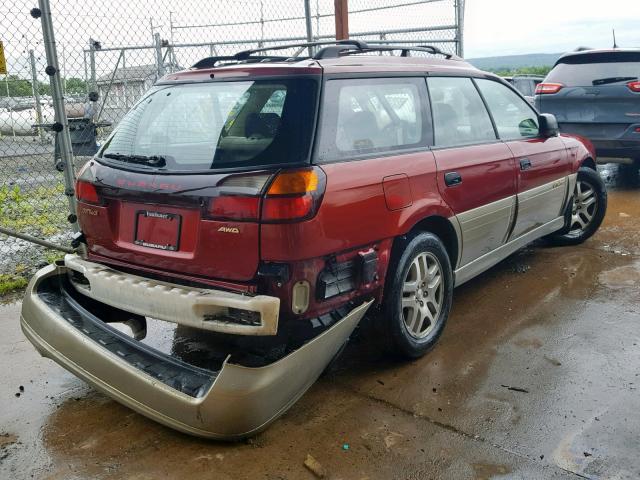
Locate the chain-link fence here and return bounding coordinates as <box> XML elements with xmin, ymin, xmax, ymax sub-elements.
<box><xmin>0</xmin><ymin>0</ymin><xmax>464</xmax><ymax>285</ymax></box>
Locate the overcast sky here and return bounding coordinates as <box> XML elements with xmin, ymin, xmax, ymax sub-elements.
<box><xmin>465</xmin><ymin>0</ymin><xmax>640</xmax><ymax>58</ymax></box>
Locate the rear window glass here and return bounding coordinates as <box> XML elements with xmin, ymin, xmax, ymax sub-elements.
<box><xmin>547</xmin><ymin>52</ymin><xmax>640</xmax><ymax>87</ymax></box>
<box><xmin>98</xmin><ymin>79</ymin><xmax>317</xmax><ymax>171</ymax></box>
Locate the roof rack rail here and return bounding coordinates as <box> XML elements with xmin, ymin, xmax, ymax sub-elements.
<box><xmin>191</xmin><ymin>55</ymin><xmax>293</xmax><ymax>70</ymax></box>
<box><xmin>190</xmin><ymin>40</ymin><xmax>461</xmax><ymax>70</ymax></box>
<box><xmin>336</xmin><ymin>43</ymin><xmax>461</xmax><ymax>60</ymax></box>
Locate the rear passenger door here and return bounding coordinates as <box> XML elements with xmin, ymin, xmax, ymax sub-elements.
<box><xmin>427</xmin><ymin>76</ymin><xmax>517</xmax><ymax>268</ymax></box>
<box><xmin>476</xmin><ymin>79</ymin><xmax>570</xmax><ymax>239</ymax></box>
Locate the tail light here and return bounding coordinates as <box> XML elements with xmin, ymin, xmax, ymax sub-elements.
<box><xmin>76</xmin><ymin>180</ymin><xmax>100</xmax><ymax>204</ymax></box>
<box><xmin>206</xmin><ymin>173</ymin><xmax>270</xmax><ymax>221</ymax></box>
<box><xmin>205</xmin><ymin>168</ymin><xmax>325</xmax><ymax>223</ymax></box>
<box><xmin>262</xmin><ymin>167</ymin><xmax>326</xmax><ymax>222</ymax></box>
<box><xmin>207</xmin><ymin>195</ymin><xmax>260</xmax><ymax>221</ymax></box>
<box><xmin>535</xmin><ymin>83</ymin><xmax>564</xmax><ymax>95</ymax></box>
<box><xmin>628</xmin><ymin>81</ymin><xmax>640</xmax><ymax>93</ymax></box>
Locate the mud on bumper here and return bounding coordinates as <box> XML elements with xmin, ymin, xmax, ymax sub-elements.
<box><xmin>20</xmin><ymin>263</ymin><xmax>372</xmax><ymax>439</ymax></box>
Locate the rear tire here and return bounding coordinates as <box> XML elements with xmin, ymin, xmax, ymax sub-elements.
<box><xmin>549</xmin><ymin>167</ymin><xmax>607</xmax><ymax>246</ymax></box>
<box><xmin>382</xmin><ymin>232</ymin><xmax>453</xmax><ymax>359</ymax></box>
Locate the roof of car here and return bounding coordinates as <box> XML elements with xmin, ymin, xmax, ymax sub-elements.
<box><xmin>157</xmin><ymin>41</ymin><xmax>485</xmax><ymax>83</ymax></box>
<box><xmin>161</xmin><ymin>55</ymin><xmax>481</xmax><ymax>83</ymax></box>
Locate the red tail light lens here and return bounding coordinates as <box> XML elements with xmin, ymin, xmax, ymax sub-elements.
<box><xmin>262</xmin><ymin>167</ymin><xmax>326</xmax><ymax>223</ymax></box>
<box><xmin>628</xmin><ymin>81</ymin><xmax>640</xmax><ymax>93</ymax></box>
<box><xmin>535</xmin><ymin>83</ymin><xmax>564</xmax><ymax>95</ymax></box>
<box><xmin>262</xmin><ymin>195</ymin><xmax>313</xmax><ymax>221</ymax></box>
<box><xmin>76</xmin><ymin>180</ymin><xmax>100</xmax><ymax>204</ymax></box>
<box><xmin>208</xmin><ymin>195</ymin><xmax>260</xmax><ymax>221</ymax></box>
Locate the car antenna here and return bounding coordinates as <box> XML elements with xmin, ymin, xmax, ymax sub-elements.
<box><xmin>612</xmin><ymin>29</ymin><xmax>619</xmax><ymax>49</ymax></box>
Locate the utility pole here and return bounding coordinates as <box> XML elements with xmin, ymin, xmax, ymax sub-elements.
<box><xmin>334</xmin><ymin>0</ymin><xmax>349</xmax><ymax>40</ymax></box>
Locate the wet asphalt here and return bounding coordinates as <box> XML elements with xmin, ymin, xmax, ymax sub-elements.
<box><xmin>1</xmin><ymin>164</ymin><xmax>639</xmax><ymax>480</ymax></box>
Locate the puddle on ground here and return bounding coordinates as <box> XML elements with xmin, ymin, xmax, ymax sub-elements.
<box><xmin>471</xmin><ymin>462</ymin><xmax>511</xmax><ymax>479</ymax></box>
<box><xmin>598</xmin><ymin>262</ymin><xmax>640</xmax><ymax>289</ymax></box>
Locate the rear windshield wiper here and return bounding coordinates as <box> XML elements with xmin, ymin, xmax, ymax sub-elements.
<box><xmin>102</xmin><ymin>153</ymin><xmax>167</xmax><ymax>168</ymax></box>
<box><xmin>592</xmin><ymin>76</ymin><xmax>638</xmax><ymax>86</ymax></box>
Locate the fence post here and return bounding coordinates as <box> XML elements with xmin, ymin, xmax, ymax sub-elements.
<box><xmin>154</xmin><ymin>33</ymin><xmax>165</xmax><ymax>78</ymax></box>
<box><xmin>29</xmin><ymin>49</ymin><xmax>46</xmax><ymax>142</ymax></box>
<box><xmin>303</xmin><ymin>0</ymin><xmax>314</xmax><ymax>56</ymax></box>
<box><xmin>4</xmin><ymin>75</ymin><xmax>16</xmax><ymax>138</ymax></box>
<box><xmin>334</xmin><ymin>0</ymin><xmax>349</xmax><ymax>40</ymax></box>
<box><xmin>89</xmin><ymin>37</ymin><xmax>97</xmax><ymax>92</ymax></box>
<box><xmin>33</xmin><ymin>0</ymin><xmax>79</xmax><ymax>233</ymax></box>
<box><xmin>455</xmin><ymin>0</ymin><xmax>465</xmax><ymax>57</ymax></box>
<box><xmin>122</xmin><ymin>49</ymin><xmax>128</xmax><ymax>108</ymax></box>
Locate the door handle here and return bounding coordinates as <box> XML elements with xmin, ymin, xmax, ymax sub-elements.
<box><xmin>520</xmin><ymin>158</ymin><xmax>532</xmax><ymax>170</ymax></box>
<box><xmin>444</xmin><ymin>171</ymin><xmax>462</xmax><ymax>187</ymax></box>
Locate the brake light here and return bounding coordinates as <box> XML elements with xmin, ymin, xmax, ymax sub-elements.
<box><xmin>76</xmin><ymin>180</ymin><xmax>100</xmax><ymax>204</ymax></box>
<box><xmin>535</xmin><ymin>83</ymin><xmax>564</xmax><ymax>95</ymax></box>
<box><xmin>262</xmin><ymin>168</ymin><xmax>326</xmax><ymax>222</ymax></box>
<box><xmin>208</xmin><ymin>195</ymin><xmax>260</xmax><ymax>221</ymax></box>
<box><xmin>628</xmin><ymin>81</ymin><xmax>640</xmax><ymax>93</ymax></box>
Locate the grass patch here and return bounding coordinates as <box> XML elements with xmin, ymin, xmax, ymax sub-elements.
<box><xmin>0</xmin><ymin>274</ymin><xmax>28</xmax><ymax>295</ymax></box>
<box><xmin>0</xmin><ymin>184</ymin><xmax>68</xmax><ymax>237</ymax></box>
<box><xmin>44</xmin><ymin>251</ymin><xmax>63</xmax><ymax>264</ymax></box>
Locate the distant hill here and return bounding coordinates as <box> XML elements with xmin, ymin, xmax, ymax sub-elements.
<box><xmin>467</xmin><ymin>53</ymin><xmax>563</xmax><ymax>71</ymax></box>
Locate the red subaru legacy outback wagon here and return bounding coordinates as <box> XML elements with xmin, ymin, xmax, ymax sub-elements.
<box><xmin>21</xmin><ymin>41</ymin><xmax>606</xmax><ymax>439</ymax></box>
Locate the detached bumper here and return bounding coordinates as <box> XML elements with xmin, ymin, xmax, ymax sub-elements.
<box><xmin>21</xmin><ymin>263</ymin><xmax>372</xmax><ymax>439</ymax></box>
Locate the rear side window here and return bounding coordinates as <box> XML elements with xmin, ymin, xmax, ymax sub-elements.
<box><xmin>427</xmin><ymin>77</ymin><xmax>497</xmax><ymax>147</ymax></box>
<box><xmin>546</xmin><ymin>52</ymin><xmax>640</xmax><ymax>87</ymax></box>
<box><xmin>317</xmin><ymin>77</ymin><xmax>430</xmax><ymax>162</ymax></box>
<box><xmin>476</xmin><ymin>79</ymin><xmax>539</xmax><ymax>140</ymax></box>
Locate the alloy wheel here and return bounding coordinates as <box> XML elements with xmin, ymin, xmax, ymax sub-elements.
<box><xmin>568</xmin><ymin>180</ymin><xmax>598</xmax><ymax>236</ymax></box>
<box><xmin>401</xmin><ymin>252</ymin><xmax>444</xmax><ymax>339</ymax></box>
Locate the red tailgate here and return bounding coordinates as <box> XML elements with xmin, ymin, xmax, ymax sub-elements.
<box><xmin>76</xmin><ymin>164</ymin><xmax>263</xmax><ymax>282</ymax></box>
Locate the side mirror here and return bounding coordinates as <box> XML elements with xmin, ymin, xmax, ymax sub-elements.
<box><xmin>539</xmin><ymin>113</ymin><xmax>559</xmax><ymax>138</ymax></box>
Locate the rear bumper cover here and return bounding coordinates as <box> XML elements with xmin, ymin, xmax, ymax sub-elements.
<box><xmin>558</xmin><ymin>123</ymin><xmax>640</xmax><ymax>159</ymax></box>
<box><xmin>21</xmin><ymin>263</ymin><xmax>372</xmax><ymax>439</ymax></box>
<box><xmin>64</xmin><ymin>254</ymin><xmax>280</xmax><ymax>335</ymax></box>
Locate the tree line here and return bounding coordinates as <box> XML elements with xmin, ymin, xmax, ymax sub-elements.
<box><xmin>488</xmin><ymin>66</ymin><xmax>553</xmax><ymax>77</ymax></box>
<box><xmin>0</xmin><ymin>75</ymin><xmax>87</xmax><ymax>97</ymax></box>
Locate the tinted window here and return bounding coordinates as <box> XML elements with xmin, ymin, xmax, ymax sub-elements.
<box><xmin>99</xmin><ymin>79</ymin><xmax>317</xmax><ymax>171</ymax></box>
<box><xmin>427</xmin><ymin>77</ymin><xmax>496</xmax><ymax>147</ymax></box>
<box><xmin>476</xmin><ymin>79</ymin><xmax>539</xmax><ymax>140</ymax></box>
<box><xmin>546</xmin><ymin>52</ymin><xmax>640</xmax><ymax>87</ymax></box>
<box><xmin>317</xmin><ymin>78</ymin><xmax>430</xmax><ymax>161</ymax></box>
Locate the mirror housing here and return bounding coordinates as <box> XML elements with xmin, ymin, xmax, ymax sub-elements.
<box><xmin>539</xmin><ymin>113</ymin><xmax>559</xmax><ymax>138</ymax></box>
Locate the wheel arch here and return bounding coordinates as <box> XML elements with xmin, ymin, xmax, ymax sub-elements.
<box><xmin>581</xmin><ymin>157</ymin><xmax>597</xmax><ymax>171</ymax></box>
<box><xmin>391</xmin><ymin>215</ymin><xmax>460</xmax><ymax>271</ymax></box>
